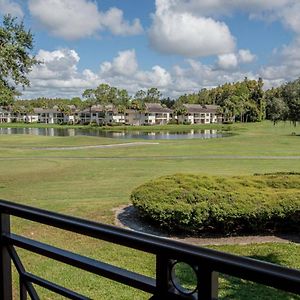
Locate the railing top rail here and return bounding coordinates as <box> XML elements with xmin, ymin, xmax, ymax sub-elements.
<box><xmin>1</xmin><ymin>199</ymin><xmax>300</xmax><ymax>293</ymax></box>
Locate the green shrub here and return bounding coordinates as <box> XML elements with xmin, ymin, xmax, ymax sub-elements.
<box><xmin>131</xmin><ymin>173</ymin><xmax>300</xmax><ymax>235</ymax></box>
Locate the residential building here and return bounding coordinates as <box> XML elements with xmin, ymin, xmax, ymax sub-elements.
<box><xmin>0</xmin><ymin>108</ymin><xmax>11</xmax><ymax>123</ymax></box>
<box><xmin>125</xmin><ymin>109</ymin><xmax>143</xmax><ymax>126</ymax></box>
<box><xmin>143</xmin><ymin>103</ymin><xmax>172</xmax><ymax>125</ymax></box>
<box><xmin>177</xmin><ymin>104</ymin><xmax>222</xmax><ymax>124</ymax></box>
<box><xmin>35</xmin><ymin>108</ymin><xmax>64</xmax><ymax>124</ymax></box>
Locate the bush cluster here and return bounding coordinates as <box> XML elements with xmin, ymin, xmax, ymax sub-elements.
<box><xmin>131</xmin><ymin>173</ymin><xmax>300</xmax><ymax>235</ymax></box>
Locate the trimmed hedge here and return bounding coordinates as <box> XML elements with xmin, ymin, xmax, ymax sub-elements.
<box><xmin>131</xmin><ymin>173</ymin><xmax>300</xmax><ymax>235</ymax></box>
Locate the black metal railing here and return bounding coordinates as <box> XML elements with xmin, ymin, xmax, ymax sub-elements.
<box><xmin>0</xmin><ymin>199</ymin><xmax>299</xmax><ymax>300</ymax></box>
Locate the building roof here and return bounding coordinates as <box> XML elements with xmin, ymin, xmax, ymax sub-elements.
<box><xmin>183</xmin><ymin>104</ymin><xmax>207</xmax><ymax>113</ymax></box>
<box><xmin>33</xmin><ymin>108</ymin><xmax>61</xmax><ymax>114</ymax></box>
<box><xmin>183</xmin><ymin>104</ymin><xmax>220</xmax><ymax>113</ymax></box>
<box><xmin>80</xmin><ymin>104</ymin><xmax>118</xmax><ymax>113</ymax></box>
<box><xmin>145</xmin><ymin>103</ymin><xmax>172</xmax><ymax>113</ymax></box>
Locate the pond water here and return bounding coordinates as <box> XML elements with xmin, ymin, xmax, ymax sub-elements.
<box><xmin>0</xmin><ymin>127</ymin><xmax>229</xmax><ymax>140</ymax></box>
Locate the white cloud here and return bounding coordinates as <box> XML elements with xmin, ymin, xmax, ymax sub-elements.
<box><xmin>260</xmin><ymin>38</ymin><xmax>300</xmax><ymax>87</ymax></box>
<box><xmin>101</xmin><ymin>7</ymin><xmax>143</xmax><ymax>36</ymax></box>
<box><xmin>0</xmin><ymin>0</ymin><xmax>23</xmax><ymax>17</ymax></box>
<box><xmin>23</xmin><ymin>48</ymin><xmax>173</xmax><ymax>98</ymax></box>
<box><xmin>25</xmin><ymin>49</ymin><xmax>97</xmax><ymax>98</ymax></box>
<box><xmin>29</xmin><ymin>0</ymin><xmax>102</xmax><ymax>40</ymax></box>
<box><xmin>28</xmin><ymin>0</ymin><xmax>143</xmax><ymax>40</ymax></box>
<box><xmin>24</xmin><ymin>48</ymin><xmax>260</xmax><ymax>99</ymax></box>
<box><xmin>149</xmin><ymin>0</ymin><xmax>236</xmax><ymax>57</ymax></box>
<box><xmin>217</xmin><ymin>53</ymin><xmax>239</xmax><ymax>70</ymax></box>
<box><xmin>216</xmin><ymin>49</ymin><xmax>255</xmax><ymax>70</ymax></box>
<box><xmin>276</xmin><ymin>2</ymin><xmax>300</xmax><ymax>34</ymax></box>
<box><xmin>100</xmin><ymin>49</ymin><xmax>138</xmax><ymax>76</ymax></box>
<box><xmin>172</xmin><ymin>0</ymin><xmax>292</xmax><ymax>17</ymax></box>
<box><xmin>238</xmin><ymin>49</ymin><xmax>256</xmax><ymax>64</ymax></box>
<box><xmin>99</xmin><ymin>49</ymin><xmax>172</xmax><ymax>92</ymax></box>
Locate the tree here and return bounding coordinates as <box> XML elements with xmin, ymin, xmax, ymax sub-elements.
<box><xmin>145</xmin><ymin>87</ymin><xmax>162</xmax><ymax>103</ymax></box>
<box><xmin>266</xmin><ymin>97</ymin><xmax>288</xmax><ymax>125</ymax></box>
<box><xmin>161</xmin><ymin>97</ymin><xmax>175</xmax><ymax>108</ymax></box>
<box><xmin>0</xmin><ymin>15</ymin><xmax>39</xmax><ymax>102</ymax></box>
<box><xmin>282</xmin><ymin>78</ymin><xmax>300</xmax><ymax>125</ymax></box>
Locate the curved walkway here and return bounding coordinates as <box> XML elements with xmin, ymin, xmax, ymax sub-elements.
<box><xmin>114</xmin><ymin>205</ymin><xmax>300</xmax><ymax>246</ymax></box>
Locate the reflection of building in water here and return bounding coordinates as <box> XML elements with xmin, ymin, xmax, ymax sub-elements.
<box><xmin>28</xmin><ymin>128</ymin><xmax>39</xmax><ymax>136</ymax></box>
<box><xmin>111</xmin><ymin>132</ymin><xmax>126</xmax><ymax>137</ymax></box>
<box><xmin>43</xmin><ymin>128</ymin><xmax>55</xmax><ymax>136</ymax></box>
<box><xmin>68</xmin><ymin>129</ymin><xmax>76</xmax><ymax>136</ymax></box>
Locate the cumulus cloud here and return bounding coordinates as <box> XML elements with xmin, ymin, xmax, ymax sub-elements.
<box><xmin>99</xmin><ymin>49</ymin><xmax>172</xmax><ymax>91</ymax></box>
<box><xmin>25</xmin><ymin>49</ymin><xmax>96</xmax><ymax>98</ymax></box>
<box><xmin>171</xmin><ymin>0</ymin><xmax>292</xmax><ymax>17</ymax></box>
<box><xmin>100</xmin><ymin>8</ymin><xmax>143</xmax><ymax>36</ymax></box>
<box><xmin>260</xmin><ymin>38</ymin><xmax>300</xmax><ymax>88</ymax></box>
<box><xmin>149</xmin><ymin>0</ymin><xmax>236</xmax><ymax>57</ymax></box>
<box><xmin>172</xmin><ymin>59</ymin><xmax>256</xmax><ymax>95</ymax></box>
<box><xmin>238</xmin><ymin>49</ymin><xmax>256</xmax><ymax>64</ymax></box>
<box><xmin>100</xmin><ymin>49</ymin><xmax>138</xmax><ymax>76</ymax></box>
<box><xmin>0</xmin><ymin>0</ymin><xmax>23</xmax><ymax>17</ymax></box>
<box><xmin>28</xmin><ymin>0</ymin><xmax>102</xmax><ymax>40</ymax></box>
<box><xmin>24</xmin><ymin>48</ymin><xmax>173</xmax><ymax>98</ymax></box>
<box><xmin>217</xmin><ymin>53</ymin><xmax>239</xmax><ymax>70</ymax></box>
<box><xmin>28</xmin><ymin>0</ymin><xmax>143</xmax><ymax>40</ymax></box>
<box><xmin>24</xmin><ymin>48</ymin><xmax>259</xmax><ymax>99</ymax></box>
<box><xmin>30</xmin><ymin>49</ymin><xmax>80</xmax><ymax>80</ymax></box>
<box><xmin>217</xmin><ymin>49</ymin><xmax>256</xmax><ymax>70</ymax></box>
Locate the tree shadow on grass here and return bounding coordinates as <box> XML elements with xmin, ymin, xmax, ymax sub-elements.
<box><xmin>171</xmin><ymin>253</ymin><xmax>299</xmax><ymax>299</ymax></box>
<box><xmin>275</xmin><ymin>233</ymin><xmax>300</xmax><ymax>244</ymax></box>
<box><xmin>219</xmin><ymin>253</ymin><xmax>300</xmax><ymax>300</ymax></box>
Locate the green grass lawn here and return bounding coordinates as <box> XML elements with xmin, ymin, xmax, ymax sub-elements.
<box><xmin>0</xmin><ymin>121</ymin><xmax>299</xmax><ymax>299</ymax></box>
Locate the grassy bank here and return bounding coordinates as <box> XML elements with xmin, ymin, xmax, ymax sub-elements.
<box><xmin>0</xmin><ymin>121</ymin><xmax>299</xmax><ymax>299</ymax></box>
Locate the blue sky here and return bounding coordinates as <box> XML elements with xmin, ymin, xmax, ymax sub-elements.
<box><xmin>1</xmin><ymin>0</ymin><xmax>300</xmax><ymax>99</ymax></box>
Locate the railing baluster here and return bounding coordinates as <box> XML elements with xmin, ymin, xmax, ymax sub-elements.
<box><xmin>20</xmin><ymin>276</ymin><xmax>27</xmax><ymax>300</ymax></box>
<box><xmin>197</xmin><ymin>267</ymin><xmax>218</xmax><ymax>300</ymax></box>
<box><xmin>0</xmin><ymin>213</ymin><xmax>12</xmax><ymax>300</ymax></box>
<box><xmin>153</xmin><ymin>255</ymin><xmax>173</xmax><ymax>299</ymax></box>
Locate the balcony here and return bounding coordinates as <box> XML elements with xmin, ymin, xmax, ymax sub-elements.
<box><xmin>0</xmin><ymin>200</ymin><xmax>299</xmax><ymax>300</ymax></box>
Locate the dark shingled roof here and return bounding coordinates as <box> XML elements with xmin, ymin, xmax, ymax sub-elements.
<box><xmin>183</xmin><ymin>104</ymin><xmax>207</xmax><ymax>113</ymax></box>
<box><xmin>33</xmin><ymin>108</ymin><xmax>61</xmax><ymax>114</ymax></box>
<box><xmin>183</xmin><ymin>104</ymin><xmax>220</xmax><ymax>113</ymax></box>
<box><xmin>145</xmin><ymin>103</ymin><xmax>172</xmax><ymax>113</ymax></box>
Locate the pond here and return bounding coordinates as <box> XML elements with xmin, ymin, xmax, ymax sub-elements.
<box><xmin>0</xmin><ymin>127</ymin><xmax>230</xmax><ymax>140</ymax></box>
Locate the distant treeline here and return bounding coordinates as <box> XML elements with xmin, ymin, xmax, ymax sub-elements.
<box><xmin>1</xmin><ymin>78</ymin><xmax>299</xmax><ymax>124</ymax></box>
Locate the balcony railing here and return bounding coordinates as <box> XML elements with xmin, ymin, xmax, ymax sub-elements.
<box><xmin>0</xmin><ymin>199</ymin><xmax>299</xmax><ymax>300</ymax></box>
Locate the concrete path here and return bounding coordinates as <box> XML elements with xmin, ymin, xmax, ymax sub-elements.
<box><xmin>1</xmin><ymin>155</ymin><xmax>300</xmax><ymax>160</ymax></box>
<box><xmin>31</xmin><ymin>142</ymin><xmax>159</xmax><ymax>150</ymax></box>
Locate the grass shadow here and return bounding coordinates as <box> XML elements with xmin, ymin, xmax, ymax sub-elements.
<box><xmin>219</xmin><ymin>253</ymin><xmax>300</xmax><ymax>300</ymax></box>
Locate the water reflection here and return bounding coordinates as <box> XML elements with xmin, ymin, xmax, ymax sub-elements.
<box><xmin>0</xmin><ymin>127</ymin><xmax>228</xmax><ymax>140</ymax></box>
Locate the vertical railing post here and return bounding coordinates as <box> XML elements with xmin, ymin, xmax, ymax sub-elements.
<box><xmin>151</xmin><ymin>255</ymin><xmax>173</xmax><ymax>299</ymax></box>
<box><xmin>197</xmin><ymin>267</ymin><xmax>218</xmax><ymax>300</ymax></box>
<box><xmin>20</xmin><ymin>276</ymin><xmax>27</xmax><ymax>300</ymax></box>
<box><xmin>0</xmin><ymin>213</ymin><xmax>12</xmax><ymax>300</ymax></box>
